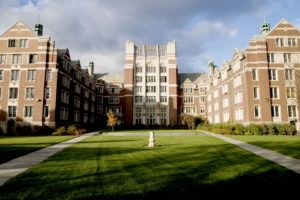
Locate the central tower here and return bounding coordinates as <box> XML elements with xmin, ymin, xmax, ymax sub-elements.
<box><xmin>123</xmin><ymin>41</ymin><xmax>178</xmax><ymax>127</ymax></box>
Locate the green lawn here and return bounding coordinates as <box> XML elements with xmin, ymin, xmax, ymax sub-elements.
<box><xmin>0</xmin><ymin>134</ymin><xmax>299</xmax><ymax>199</ymax></box>
<box><xmin>230</xmin><ymin>135</ymin><xmax>300</xmax><ymax>159</ymax></box>
<box><xmin>0</xmin><ymin>136</ymin><xmax>74</xmax><ymax>164</ymax></box>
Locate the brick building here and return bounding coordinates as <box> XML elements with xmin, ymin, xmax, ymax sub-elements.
<box><xmin>0</xmin><ymin>21</ymin><xmax>97</xmax><ymax>133</ymax></box>
<box><xmin>206</xmin><ymin>19</ymin><xmax>300</xmax><ymax>124</ymax></box>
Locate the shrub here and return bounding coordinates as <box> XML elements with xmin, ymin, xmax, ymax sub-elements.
<box><xmin>32</xmin><ymin>125</ymin><xmax>55</xmax><ymax>135</ymax></box>
<box><xmin>52</xmin><ymin>126</ymin><xmax>67</xmax><ymax>136</ymax></box>
<box><xmin>233</xmin><ymin>124</ymin><xmax>245</xmax><ymax>135</ymax></box>
<box><xmin>267</xmin><ymin>124</ymin><xmax>278</xmax><ymax>135</ymax></box>
<box><xmin>14</xmin><ymin>125</ymin><xmax>32</xmax><ymax>136</ymax></box>
<box><xmin>245</xmin><ymin>124</ymin><xmax>262</xmax><ymax>135</ymax></box>
<box><xmin>285</xmin><ymin>124</ymin><xmax>297</xmax><ymax>135</ymax></box>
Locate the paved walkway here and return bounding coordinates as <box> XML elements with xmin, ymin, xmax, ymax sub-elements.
<box><xmin>0</xmin><ymin>132</ymin><xmax>97</xmax><ymax>186</ymax></box>
<box><xmin>204</xmin><ymin>131</ymin><xmax>300</xmax><ymax>174</ymax></box>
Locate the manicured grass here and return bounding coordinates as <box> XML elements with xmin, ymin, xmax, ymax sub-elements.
<box><xmin>0</xmin><ymin>134</ymin><xmax>299</xmax><ymax>199</ymax></box>
<box><xmin>0</xmin><ymin>136</ymin><xmax>75</xmax><ymax>164</ymax></box>
<box><xmin>230</xmin><ymin>135</ymin><xmax>300</xmax><ymax>159</ymax></box>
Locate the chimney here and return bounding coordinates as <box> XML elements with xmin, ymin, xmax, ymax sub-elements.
<box><xmin>87</xmin><ymin>61</ymin><xmax>94</xmax><ymax>76</ymax></box>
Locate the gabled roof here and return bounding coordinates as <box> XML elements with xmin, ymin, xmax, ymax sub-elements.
<box><xmin>178</xmin><ymin>73</ymin><xmax>207</xmax><ymax>87</ymax></box>
<box><xmin>0</xmin><ymin>20</ymin><xmax>37</xmax><ymax>38</ymax></box>
<box><xmin>265</xmin><ymin>19</ymin><xmax>300</xmax><ymax>36</ymax></box>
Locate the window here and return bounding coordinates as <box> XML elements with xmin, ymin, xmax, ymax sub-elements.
<box><xmin>182</xmin><ymin>107</ymin><xmax>195</xmax><ymax>114</ymax></box>
<box><xmin>75</xmin><ymin>84</ymin><xmax>81</xmax><ymax>94</ymax></box>
<box><xmin>200</xmin><ymin>96</ymin><xmax>205</xmax><ymax>103</ymax></box>
<box><xmin>108</xmin><ymin>87</ymin><xmax>120</xmax><ymax>94</ymax></box>
<box><xmin>200</xmin><ymin>107</ymin><xmax>205</xmax><ymax>114</ymax></box>
<box><xmin>135</xmin><ymin>86</ymin><xmax>142</xmax><ymax>93</ymax></box>
<box><xmin>135</xmin><ymin>96</ymin><xmax>143</xmax><ymax>103</ymax></box>
<box><xmin>287</xmin><ymin>38</ymin><xmax>297</xmax><ymax>47</ymax></box>
<box><xmin>44</xmin><ymin>106</ymin><xmax>49</xmax><ymax>118</ymax></box>
<box><xmin>135</xmin><ymin>76</ymin><xmax>142</xmax><ymax>83</ymax></box>
<box><xmin>146</xmin><ymin>96</ymin><xmax>156</xmax><ymax>103</ymax></box>
<box><xmin>0</xmin><ymin>70</ymin><xmax>3</xmax><ymax>80</ymax></box>
<box><xmin>252</xmin><ymin>69</ymin><xmax>258</xmax><ymax>80</ymax></box>
<box><xmin>184</xmin><ymin>88</ymin><xmax>193</xmax><ymax>93</ymax></box>
<box><xmin>74</xmin><ymin>111</ymin><xmax>80</xmax><ymax>122</ymax></box>
<box><xmin>271</xmin><ymin>105</ymin><xmax>280</xmax><ymax>118</ymax></box>
<box><xmin>74</xmin><ymin>97</ymin><xmax>81</xmax><ymax>108</ymax></box>
<box><xmin>135</xmin><ymin>107</ymin><xmax>142</xmax><ymax>125</ymax></box>
<box><xmin>12</xmin><ymin>54</ymin><xmax>22</xmax><ymax>64</ymax></box>
<box><xmin>160</xmin><ymin>67</ymin><xmax>166</xmax><ymax>73</ymax></box>
<box><xmin>222</xmin><ymin>84</ymin><xmax>228</xmax><ymax>94</ymax></box>
<box><xmin>233</xmin><ymin>75</ymin><xmax>241</xmax><ymax>87</ymax></box>
<box><xmin>10</xmin><ymin>70</ymin><xmax>20</xmax><ymax>81</ymax></box>
<box><xmin>214</xmin><ymin>102</ymin><xmax>219</xmax><ymax>111</ymax></box>
<box><xmin>0</xmin><ymin>54</ymin><xmax>6</xmax><ymax>64</ymax></box>
<box><xmin>285</xmin><ymin>69</ymin><xmax>294</xmax><ymax>80</ymax></box>
<box><xmin>0</xmin><ymin>87</ymin><xmax>2</xmax><ymax>99</ymax></box>
<box><xmin>83</xmin><ymin>113</ymin><xmax>88</xmax><ymax>123</ymax></box>
<box><xmin>183</xmin><ymin>96</ymin><xmax>193</xmax><ymax>103</ymax></box>
<box><xmin>183</xmin><ymin>88</ymin><xmax>193</xmax><ymax>94</ymax></box>
<box><xmin>270</xmin><ymin>87</ymin><xmax>279</xmax><ymax>99</ymax></box>
<box><xmin>27</xmin><ymin>70</ymin><xmax>36</xmax><ymax>81</ymax></box>
<box><xmin>276</xmin><ymin>38</ymin><xmax>284</xmax><ymax>47</ymax></box>
<box><xmin>234</xmin><ymin>91</ymin><xmax>243</xmax><ymax>104</ymax></box>
<box><xmin>8</xmin><ymin>106</ymin><xmax>17</xmax><ymax>117</ymax></box>
<box><xmin>160</xmin><ymin>96</ymin><xmax>167</xmax><ymax>103</ymax></box>
<box><xmin>207</xmin><ymin>94</ymin><xmax>212</xmax><ymax>102</ymax></box>
<box><xmin>29</xmin><ymin>54</ymin><xmax>37</xmax><ymax>64</ymax></box>
<box><xmin>286</xmin><ymin>87</ymin><xmax>296</xmax><ymax>98</ymax></box>
<box><xmin>146</xmin><ymin>66</ymin><xmax>156</xmax><ymax>73</ymax></box>
<box><xmin>61</xmin><ymin>91</ymin><xmax>69</xmax><ymax>103</ymax></box>
<box><xmin>9</xmin><ymin>88</ymin><xmax>18</xmax><ymax>99</ymax></box>
<box><xmin>60</xmin><ymin>107</ymin><xmax>69</xmax><ymax>120</ymax></box>
<box><xmin>160</xmin><ymin>107</ymin><xmax>167</xmax><ymax>125</ymax></box>
<box><xmin>136</xmin><ymin>67</ymin><xmax>142</xmax><ymax>73</ymax></box>
<box><xmin>253</xmin><ymin>87</ymin><xmax>259</xmax><ymax>99</ymax></box>
<box><xmin>45</xmin><ymin>69</ymin><xmax>52</xmax><ymax>81</ymax></box>
<box><xmin>62</xmin><ymin>76</ymin><xmax>70</xmax><ymax>88</ymax></box>
<box><xmin>83</xmin><ymin>101</ymin><xmax>89</xmax><ymax>111</ymax></box>
<box><xmin>283</xmin><ymin>53</ymin><xmax>291</xmax><ymax>63</ymax></box>
<box><xmin>254</xmin><ymin>105</ymin><xmax>260</xmax><ymax>118</ymax></box>
<box><xmin>200</xmin><ymin>87</ymin><xmax>206</xmax><ymax>93</ymax></box>
<box><xmin>223</xmin><ymin>112</ymin><xmax>229</xmax><ymax>122</ymax></box>
<box><xmin>267</xmin><ymin>53</ymin><xmax>275</xmax><ymax>63</ymax></box>
<box><xmin>45</xmin><ymin>87</ymin><xmax>50</xmax><ymax>99</ymax></box>
<box><xmin>96</xmin><ymin>86</ymin><xmax>103</xmax><ymax>94</ymax></box>
<box><xmin>19</xmin><ymin>39</ymin><xmax>28</xmax><ymax>48</ymax></box>
<box><xmin>235</xmin><ymin>108</ymin><xmax>244</xmax><ymax>120</ymax></box>
<box><xmin>213</xmin><ymin>90</ymin><xmax>219</xmax><ymax>98</ymax></box>
<box><xmin>24</xmin><ymin>106</ymin><xmax>33</xmax><ymax>117</ymax></box>
<box><xmin>268</xmin><ymin>69</ymin><xmax>277</xmax><ymax>81</ymax></box>
<box><xmin>160</xmin><ymin>76</ymin><xmax>167</xmax><ymax>83</ymax></box>
<box><xmin>8</xmin><ymin>39</ymin><xmax>16</xmax><ymax>47</ymax></box>
<box><xmin>108</xmin><ymin>97</ymin><xmax>120</xmax><ymax>104</ymax></box>
<box><xmin>146</xmin><ymin>76</ymin><xmax>156</xmax><ymax>83</ymax></box>
<box><xmin>146</xmin><ymin>86</ymin><xmax>156</xmax><ymax>93</ymax></box>
<box><xmin>223</xmin><ymin>98</ymin><xmax>229</xmax><ymax>108</ymax></box>
<box><xmin>25</xmin><ymin>88</ymin><xmax>35</xmax><ymax>99</ymax></box>
<box><xmin>97</xmin><ymin>96</ymin><xmax>103</xmax><ymax>104</ymax></box>
<box><xmin>288</xmin><ymin>105</ymin><xmax>297</xmax><ymax>118</ymax></box>
<box><xmin>160</xmin><ymin>86</ymin><xmax>167</xmax><ymax>93</ymax></box>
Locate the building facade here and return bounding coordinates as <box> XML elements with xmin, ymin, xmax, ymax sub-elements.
<box><xmin>124</xmin><ymin>40</ymin><xmax>178</xmax><ymax>126</ymax></box>
<box><xmin>206</xmin><ymin>19</ymin><xmax>300</xmax><ymax>124</ymax></box>
<box><xmin>1</xmin><ymin>19</ymin><xmax>300</xmax><ymax>133</ymax></box>
<box><xmin>0</xmin><ymin>21</ymin><xmax>97</xmax><ymax>133</ymax></box>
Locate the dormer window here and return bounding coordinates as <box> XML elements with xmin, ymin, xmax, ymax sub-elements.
<box><xmin>183</xmin><ymin>88</ymin><xmax>193</xmax><ymax>93</ymax></box>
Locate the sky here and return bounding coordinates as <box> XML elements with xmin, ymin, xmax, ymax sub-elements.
<box><xmin>0</xmin><ymin>0</ymin><xmax>300</xmax><ymax>74</ymax></box>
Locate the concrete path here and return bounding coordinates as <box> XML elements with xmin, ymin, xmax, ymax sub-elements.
<box><xmin>204</xmin><ymin>131</ymin><xmax>300</xmax><ymax>174</ymax></box>
<box><xmin>0</xmin><ymin>131</ymin><xmax>97</xmax><ymax>186</ymax></box>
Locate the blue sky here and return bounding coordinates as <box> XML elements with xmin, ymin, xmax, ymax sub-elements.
<box><xmin>0</xmin><ymin>0</ymin><xmax>300</xmax><ymax>73</ymax></box>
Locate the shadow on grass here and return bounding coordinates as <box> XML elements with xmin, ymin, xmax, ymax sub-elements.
<box><xmin>0</xmin><ymin>137</ymin><xmax>299</xmax><ymax>199</ymax></box>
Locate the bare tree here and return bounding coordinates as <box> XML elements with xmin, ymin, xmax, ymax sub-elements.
<box><xmin>107</xmin><ymin>111</ymin><xmax>118</xmax><ymax>131</ymax></box>
<box><xmin>181</xmin><ymin>114</ymin><xmax>195</xmax><ymax>130</ymax></box>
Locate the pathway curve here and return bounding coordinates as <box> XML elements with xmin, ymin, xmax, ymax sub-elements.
<box><xmin>204</xmin><ymin>131</ymin><xmax>300</xmax><ymax>174</ymax></box>
<box><xmin>0</xmin><ymin>132</ymin><xmax>97</xmax><ymax>186</ymax></box>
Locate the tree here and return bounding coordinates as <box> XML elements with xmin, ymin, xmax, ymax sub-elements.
<box><xmin>107</xmin><ymin>111</ymin><xmax>118</xmax><ymax>131</ymax></box>
<box><xmin>181</xmin><ymin>114</ymin><xmax>195</xmax><ymax>130</ymax></box>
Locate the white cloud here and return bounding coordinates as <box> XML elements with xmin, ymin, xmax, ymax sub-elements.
<box><xmin>0</xmin><ymin>0</ymin><xmax>276</xmax><ymax>73</ymax></box>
